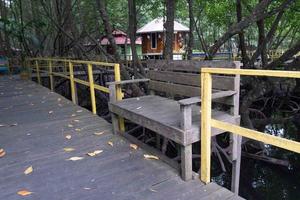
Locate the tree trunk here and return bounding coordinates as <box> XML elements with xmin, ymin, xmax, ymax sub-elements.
<box><xmin>256</xmin><ymin>0</ymin><xmax>268</xmax><ymax>67</ymax></box>
<box><xmin>207</xmin><ymin>0</ymin><xmax>294</xmax><ymax>59</ymax></box>
<box><xmin>128</xmin><ymin>0</ymin><xmax>145</xmax><ymax>76</ymax></box>
<box><xmin>236</xmin><ymin>0</ymin><xmax>249</xmax><ymax>67</ymax></box>
<box><xmin>187</xmin><ymin>0</ymin><xmax>194</xmax><ymax>60</ymax></box>
<box><xmin>163</xmin><ymin>0</ymin><xmax>175</xmax><ymax>60</ymax></box>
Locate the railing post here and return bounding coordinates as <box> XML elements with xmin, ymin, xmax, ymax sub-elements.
<box><xmin>35</xmin><ymin>60</ymin><xmax>41</xmax><ymax>84</ymax></box>
<box><xmin>69</xmin><ymin>62</ymin><xmax>78</xmax><ymax>104</ymax></box>
<box><xmin>200</xmin><ymin>71</ymin><xmax>212</xmax><ymax>184</ymax></box>
<box><xmin>49</xmin><ymin>60</ymin><xmax>54</xmax><ymax>91</ymax></box>
<box><xmin>114</xmin><ymin>64</ymin><xmax>125</xmax><ymax>132</ymax></box>
<box><xmin>88</xmin><ymin>63</ymin><xmax>97</xmax><ymax>114</ymax></box>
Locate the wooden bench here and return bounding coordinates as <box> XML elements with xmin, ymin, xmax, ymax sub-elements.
<box><xmin>107</xmin><ymin>60</ymin><xmax>241</xmax><ymax>182</ymax></box>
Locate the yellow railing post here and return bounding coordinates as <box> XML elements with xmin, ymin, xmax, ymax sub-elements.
<box><xmin>69</xmin><ymin>62</ymin><xmax>77</xmax><ymax>104</ymax></box>
<box><xmin>114</xmin><ymin>64</ymin><xmax>125</xmax><ymax>132</ymax></box>
<box><xmin>49</xmin><ymin>60</ymin><xmax>54</xmax><ymax>91</ymax></box>
<box><xmin>200</xmin><ymin>72</ymin><xmax>212</xmax><ymax>184</ymax></box>
<box><xmin>88</xmin><ymin>63</ymin><xmax>97</xmax><ymax>114</ymax></box>
<box><xmin>35</xmin><ymin>60</ymin><xmax>41</xmax><ymax>84</ymax></box>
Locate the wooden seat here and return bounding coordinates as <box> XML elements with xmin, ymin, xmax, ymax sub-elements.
<box><xmin>107</xmin><ymin>60</ymin><xmax>241</xmax><ymax>183</ymax></box>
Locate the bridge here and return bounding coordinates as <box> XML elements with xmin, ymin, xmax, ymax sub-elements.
<box><xmin>1</xmin><ymin>58</ymin><xmax>300</xmax><ymax>199</ymax></box>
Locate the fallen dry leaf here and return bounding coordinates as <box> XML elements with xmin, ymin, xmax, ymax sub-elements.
<box><xmin>76</xmin><ymin>110</ymin><xmax>83</xmax><ymax>113</ymax></box>
<box><xmin>0</xmin><ymin>149</ymin><xmax>6</xmax><ymax>158</ymax></box>
<box><xmin>66</xmin><ymin>156</ymin><xmax>84</xmax><ymax>161</ymax></box>
<box><xmin>63</xmin><ymin>147</ymin><xmax>75</xmax><ymax>152</ymax></box>
<box><xmin>68</xmin><ymin>124</ymin><xmax>73</xmax><ymax>128</ymax></box>
<box><xmin>87</xmin><ymin>150</ymin><xmax>103</xmax><ymax>157</ymax></box>
<box><xmin>75</xmin><ymin>128</ymin><xmax>81</xmax><ymax>132</ymax></box>
<box><xmin>0</xmin><ymin>124</ymin><xmax>5</xmax><ymax>127</ymax></box>
<box><xmin>144</xmin><ymin>154</ymin><xmax>159</xmax><ymax>160</ymax></box>
<box><xmin>107</xmin><ymin>141</ymin><xmax>113</xmax><ymax>147</ymax></box>
<box><xmin>149</xmin><ymin>188</ymin><xmax>158</xmax><ymax>193</ymax></box>
<box><xmin>83</xmin><ymin>187</ymin><xmax>91</xmax><ymax>190</ymax></box>
<box><xmin>24</xmin><ymin>166</ymin><xmax>33</xmax><ymax>175</ymax></box>
<box><xmin>17</xmin><ymin>190</ymin><xmax>32</xmax><ymax>196</ymax></box>
<box><xmin>65</xmin><ymin>135</ymin><xmax>72</xmax><ymax>140</ymax></box>
<box><xmin>94</xmin><ymin>131</ymin><xmax>105</xmax><ymax>136</ymax></box>
<box><xmin>57</xmin><ymin>98</ymin><xmax>61</xmax><ymax>102</ymax></box>
<box><xmin>48</xmin><ymin>110</ymin><xmax>53</xmax><ymax>114</ymax></box>
<box><xmin>73</xmin><ymin>119</ymin><xmax>80</xmax><ymax>123</ymax></box>
<box><xmin>71</xmin><ymin>114</ymin><xmax>76</xmax><ymax>117</ymax></box>
<box><xmin>130</xmin><ymin>144</ymin><xmax>138</xmax><ymax>150</ymax></box>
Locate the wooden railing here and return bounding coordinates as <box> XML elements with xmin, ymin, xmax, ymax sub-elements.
<box><xmin>200</xmin><ymin>68</ymin><xmax>300</xmax><ymax>184</ymax></box>
<box><xmin>26</xmin><ymin>57</ymin><xmax>125</xmax><ymax>130</ymax></box>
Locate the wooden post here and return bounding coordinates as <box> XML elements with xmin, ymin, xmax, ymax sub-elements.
<box><xmin>200</xmin><ymin>72</ymin><xmax>212</xmax><ymax>184</ymax></box>
<box><xmin>109</xmin><ymin>84</ymin><xmax>119</xmax><ymax>134</ymax></box>
<box><xmin>35</xmin><ymin>60</ymin><xmax>41</xmax><ymax>84</ymax></box>
<box><xmin>49</xmin><ymin>60</ymin><xmax>54</xmax><ymax>91</ymax></box>
<box><xmin>114</xmin><ymin>64</ymin><xmax>125</xmax><ymax>132</ymax></box>
<box><xmin>69</xmin><ymin>62</ymin><xmax>78</xmax><ymax>104</ymax></box>
<box><xmin>88</xmin><ymin>63</ymin><xmax>97</xmax><ymax>114</ymax></box>
<box><xmin>180</xmin><ymin>104</ymin><xmax>193</xmax><ymax>181</ymax></box>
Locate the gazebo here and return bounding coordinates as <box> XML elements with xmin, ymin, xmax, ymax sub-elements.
<box><xmin>137</xmin><ymin>18</ymin><xmax>189</xmax><ymax>60</ymax></box>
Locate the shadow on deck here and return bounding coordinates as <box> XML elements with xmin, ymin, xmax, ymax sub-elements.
<box><xmin>0</xmin><ymin>76</ymin><xmax>243</xmax><ymax>199</ymax></box>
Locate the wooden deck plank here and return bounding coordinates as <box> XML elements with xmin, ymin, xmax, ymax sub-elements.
<box><xmin>0</xmin><ymin>76</ymin><xmax>244</xmax><ymax>200</ymax></box>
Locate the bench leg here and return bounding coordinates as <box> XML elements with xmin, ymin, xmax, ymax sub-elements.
<box><xmin>181</xmin><ymin>144</ymin><xmax>192</xmax><ymax>181</ymax></box>
<box><xmin>231</xmin><ymin>135</ymin><xmax>242</xmax><ymax>194</ymax></box>
<box><xmin>111</xmin><ymin>113</ymin><xmax>119</xmax><ymax>134</ymax></box>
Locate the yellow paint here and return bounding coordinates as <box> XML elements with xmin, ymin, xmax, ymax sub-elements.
<box><xmin>212</xmin><ymin>119</ymin><xmax>300</xmax><ymax>154</ymax></box>
<box><xmin>114</xmin><ymin>64</ymin><xmax>125</xmax><ymax>132</ymax></box>
<box><xmin>49</xmin><ymin>60</ymin><xmax>54</xmax><ymax>91</ymax></box>
<box><xmin>35</xmin><ymin>60</ymin><xmax>41</xmax><ymax>84</ymax></box>
<box><xmin>200</xmin><ymin>72</ymin><xmax>212</xmax><ymax>184</ymax></box>
<box><xmin>88</xmin><ymin>64</ymin><xmax>97</xmax><ymax>115</ymax></box>
<box><xmin>69</xmin><ymin>62</ymin><xmax>77</xmax><ymax>104</ymax></box>
<box><xmin>200</xmin><ymin>67</ymin><xmax>300</xmax><ymax>185</ymax></box>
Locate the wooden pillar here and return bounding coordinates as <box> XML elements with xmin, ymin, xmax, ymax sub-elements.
<box><xmin>114</xmin><ymin>64</ymin><xmax>125</xmax><ymax>132</ymax></box>
<box><xmin>49</xmin><ymin>60</ymin><xmax>54</xmax><ymax>91</ymax></box>
<box><xmin>35</xmin><ymin>60</ymin><xmax>41</xmax><ymax>84</ymax></box>
<box><xmin>88</xmin><ymin>63</ymin><xmax>97</xmax><ymax>114</ymax></box>
<box><xmin>109</xmin><ymin>84</ymin><xmax>119</xmax><ymax>134</ymax></box>
<box><xmin>69</xmin><ymin>62</ymin><xmax>78</xmax><ymax>104</ymax></box>
<box><xmin>200</xmin><ymin>72</ymin><xmax>212</xmax><ymax>184</ymax></box>
<box><xmin>180</xmin><ymin>104</ymin><xmax>193</xmax><ymax>181</ymax></box>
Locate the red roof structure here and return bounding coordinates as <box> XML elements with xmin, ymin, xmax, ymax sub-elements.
<box><xmin>100</xmin><ymin>30</ymin><xmax>142</xmax><ymax>45</ymax></box>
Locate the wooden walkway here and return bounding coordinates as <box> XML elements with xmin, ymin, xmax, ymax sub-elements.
<box><xmin>0</xmin><ymin>76</ymin><xmax>243</xmax><ymax>200</ymax></box>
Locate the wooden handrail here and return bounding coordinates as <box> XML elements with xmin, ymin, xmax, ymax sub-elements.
<box><xmin>200</xmin><ymin>68</ymin><xmax>300</xmax><ymax>186</ymax></box>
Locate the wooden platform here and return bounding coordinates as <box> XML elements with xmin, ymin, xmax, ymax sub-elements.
<box><xmin>0</xmin><ymin>76</ymin><xmax>244</xmax><ymax>200</ymax></box>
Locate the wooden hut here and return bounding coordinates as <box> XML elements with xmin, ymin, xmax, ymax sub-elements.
<box><xmin>100</xmin><ymin>30</ymin><xmax>142</xmax><ymax>60</ymax></box>
<box><xmin>137</xmin><ymin>18</ymin><xmax>189</xmax><ymax>60</ymax></box>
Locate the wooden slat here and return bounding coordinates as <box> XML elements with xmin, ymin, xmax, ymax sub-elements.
<box><xmin>147</xmin><ymin>60</ymin><xmax>237</xmax><ymax>72</ymax></box>
<box><xmin>149</xmin><ymin>80</ymin><xmax>199</xmax><ymax>97</ymax></box>
<box><xmin>148</xmin><ymin>71</ymin><xmax>235</xmax><ymax>90</ymax></box>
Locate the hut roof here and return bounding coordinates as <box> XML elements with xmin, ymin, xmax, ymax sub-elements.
<box><xmin>100</xmin><ymin>30</ymin><xmax>142</xmax><ymax>45</ymax></box>
<box><xmin>137</xmin><ymin>18</ymin><xmax>189</xmax><ymax>34</ymax></box>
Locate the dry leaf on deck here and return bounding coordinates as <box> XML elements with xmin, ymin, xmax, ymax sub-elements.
<box><xmin>87</xmin><ymin>150</ymin><xmax>103</xmax><ymax>157</ymax></box>
<box><xmin>17</xmin><ymin>190</ymin><xmax>32</xmax><ymax>196</ymax></box>
<box><xmin>0</xmin><ymin>149</ymin><xmax>6</xmax><ymax>158</ymax></box>
<box><xmin>66</xmin><ymin>156</ymin><xmax>84</xmax><ymax>161</ymax></box>
<box><xmin>0</xmin><ymin>124</ymin><xmax>5</xmax><ymax>127</ymax></box>
<box><xmin>57</xmin><ymin>98</ymin><xmax>61</xmax><ymax>102</ymax></box>
<box><xmin>76</xmin><ymin>110</ymin><xmax>83</xmax><ymax>113</ymax></box>
<box><xmin>107</xmin><ymin>141</ymin><xmax>113</xmax><ymax>147</ymax></box>
<box><xmin>130</xmin><ymin>144</ymin><xmax>138</xmax><ymax>150</ymax></box>
<box><xmin>24</xmin><ymin>166</ymin><xmax>33</xmax><ymax>175</ymax></box>
<box><xmin>48</xmin><ymin>111</ymin><xmax>53</xmax><ymax>114</ymax></box>
<box><xmin>65</xmin><ymin>135</ymin><xmax>72</xmax><ymax>140</ymax></box>
<box><xmin>94</xmin><ymin>131</ymin><xmax>105</xmax><ymax>136</ymax></box>
<box><xmin>73</xmin><ymin>119</ymin><xmax>80</xmax><ymax>123</ymax></box>
<box><xmin>68</xmin><ymin>124</ymin><xmax>73</xmax><ymax>128</ymax></box>
<box><xmin>75</xmin><ymin>128</ymin><xmax>81</xmax><ymax>132</ymax></box>
<box><xmin>144</xmin><ymin>154</ymin><xmax>159</xmax><ymax>160</ymax></box>
<box><xmin>63</xmin><ymin>147</ymin><xmax>75</xmax><ymax>152</ymax></box>
<box><xmin>71</xmin><ymin>114</ymin><xmax>76</xmax><ymax>117</ymax></box>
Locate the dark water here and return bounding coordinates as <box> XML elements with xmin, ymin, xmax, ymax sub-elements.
<box><xmin>213</xmin><ymin>121</ymin><xmax>300</xmax><ymax>200</ymax></box>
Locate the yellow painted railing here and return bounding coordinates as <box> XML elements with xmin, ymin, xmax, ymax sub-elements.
<box><xmin>200</xmin><ymin>68</ymin><xmax>300</xmax><ymax>184</ymax></box>
<box><xmin>26</xmin><ymin>57</ymin><xmax>125</xmax><ymax>131</ymax></box>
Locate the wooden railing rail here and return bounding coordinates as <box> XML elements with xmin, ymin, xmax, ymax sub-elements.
<box><xmin>200</xmin><ymin>68</ymin><xmax>300</xmax><ymax>184</ymax></box>
<box><xmin>26</xmin><ymin>57</ymin><xmax>125</xmax><ymax>131</ymax></box>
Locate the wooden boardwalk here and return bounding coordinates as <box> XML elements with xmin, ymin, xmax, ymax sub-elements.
<box><xmin>0</xmin><ymin>76</ymin><xmax>243</xmax><ymax>200</ymax></box>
